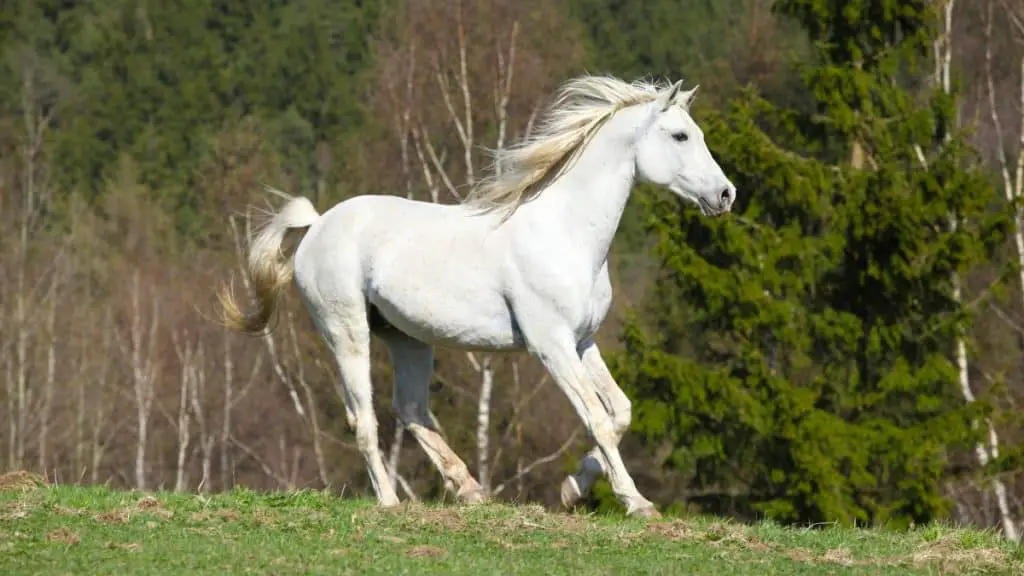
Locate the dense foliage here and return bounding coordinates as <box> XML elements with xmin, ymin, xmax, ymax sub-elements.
<box><xmin>1</xmin><ymin>0</ymin><xmax>381</xmax><ymax>241</ymax></box>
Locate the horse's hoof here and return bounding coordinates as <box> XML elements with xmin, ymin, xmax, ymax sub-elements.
<box><xmin>458</xmin><ymin>487</ymin><xmax>488</xmax><ymax>505</ymax></box>
<box><xmin>629</xmin><ymin>504</ymin><xmax>661</xmax><ymax>519</ymax></box>
<box><xmin>561</xmin><ymin>475</ymin><xmax>583</xmax><ymax>509</ymax></box>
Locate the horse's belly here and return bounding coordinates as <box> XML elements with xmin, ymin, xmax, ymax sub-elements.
<box><xmin>368</xmin><ymin>282</ymin><xmax>523</xmax><ymax>351</ymax></box>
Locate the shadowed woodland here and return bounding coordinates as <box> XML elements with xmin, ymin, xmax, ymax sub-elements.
<box><xmin>6</xmin><ymin>0</ymin><xmax>1024</xmax><ymax>540</ymax></box>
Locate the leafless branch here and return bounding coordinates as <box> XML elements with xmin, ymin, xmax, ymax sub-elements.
<box><xmin>491</xmin><ymin>426</ymin><xmax>583</xmax><ymax>497</ymax></box>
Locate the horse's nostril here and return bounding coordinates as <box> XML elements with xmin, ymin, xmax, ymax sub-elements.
<box><xmin>720</xmin><ymin>187</ymin><xmax>733</xmax><ymax>208</ymax></box>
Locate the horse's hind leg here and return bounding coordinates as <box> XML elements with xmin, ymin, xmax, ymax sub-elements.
<box><xmin>316</xmin><ymin>300</ymin><xmax>400</xmax><ymax>507</ymax></box>
<box><xmin>380</xmin><ymin>330</ymin><xmax>487</xmax><ymax>504</ymax></box>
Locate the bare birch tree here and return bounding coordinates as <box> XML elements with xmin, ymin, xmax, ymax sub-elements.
<box><xmin>172</xmin><ymin>330</ymin><xmax>194</xmax><ymax>492</ymax></box>
<box><xmin>9</xmin><ymin>49</ymin><xmax>60</xmax><ymax>470</ymax></box>
<box><xmin>940</xmin><ymin>0</ymin><xmax>1019</xmax><ymax>540</ymax></box>
<box><xmin>189</xmin><ymin>340</ymin><xmax>215</xmax><ymax>493</ymax></box>
<box><xmin>90</xmin><ymin>308</ymin><xmax>116</xmax><ymax>485</ymax></box>
<box><xmin>37</xmin><ymin>254</ymin><xmax>65</xmax><ymax>474</ymax></box>
<box><xmin>121</xmin><ymin>272</ymin><xmax>160</xmax><ymax>490</ymax></box>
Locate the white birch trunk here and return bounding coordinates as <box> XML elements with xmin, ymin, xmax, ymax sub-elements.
<box><xmin>38</xmin><ymin>266</ymin><xmax>59</xmax><ymax>474</ymax></box>
<box><xmin>127</xmin><ymin>272</ymin><xmax>159</xmax><ymax>491</ymax></box>
<box><xmin>221</xmin><ymin>328</ymin><xmax>234</xmax><ymax>490</ymax></box>
<box><xmin>951</xmin><ymin>0</ymin><xmax>1019</xmax><ymax>540</ymax></box>
<box><xmin>189</xmin><ymin>343</ymin><xmax>214</xmax><ymax>493</ymax></box>
<box><xmin>173</xmin><ymin>333</ymin><xmax>193</xmax><ymax>493</ymax></box>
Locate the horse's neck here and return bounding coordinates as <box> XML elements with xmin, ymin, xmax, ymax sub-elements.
<box><xmin>520</xmin><ymin>105</ymin><xmax>646</xmax><ymax>272</ymax></box>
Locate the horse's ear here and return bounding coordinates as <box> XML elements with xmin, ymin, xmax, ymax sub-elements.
<box><xmin>657</xmin><ymin>80</ymin><xmax>684</xmax><ymax>112</ymax></box>
<box><xmin>678</xmin><ymin>85</ymin><xmax>699</xmax><ymax>108</ymax></box>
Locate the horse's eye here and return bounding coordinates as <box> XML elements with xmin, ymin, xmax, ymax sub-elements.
<box><xmin>672</xmin><ymin>132</ymin><xmax>689</xmax><ymax>142</ymax></box>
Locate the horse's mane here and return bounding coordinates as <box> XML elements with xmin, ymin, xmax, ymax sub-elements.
<box><xmin>463</xmin><ymin>75</ymin><xmax>676</xmax><ymax>219</ymax></box>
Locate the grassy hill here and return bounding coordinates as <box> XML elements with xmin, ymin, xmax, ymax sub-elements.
<box><xmin>1</xmin><ymin>471</ymin><xmax>1021</xmax><ymax>575</ymax></box>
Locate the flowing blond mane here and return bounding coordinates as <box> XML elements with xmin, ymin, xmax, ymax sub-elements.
<box><xmin>464</xmin><ymin>75</ymin><xmax>675</xmax><ymax>218</ymax></box>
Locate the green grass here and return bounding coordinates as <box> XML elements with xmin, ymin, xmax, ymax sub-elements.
<box><xmin>1</xmin><ymin>473</ymin><xmax>1022</xmax><ymax>575</ymax></box>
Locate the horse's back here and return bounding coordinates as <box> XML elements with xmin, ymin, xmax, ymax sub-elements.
<box><xmin>293</xmin><ymin>194</ymin><xmax>520</xmax><ymax>349</ymax></box>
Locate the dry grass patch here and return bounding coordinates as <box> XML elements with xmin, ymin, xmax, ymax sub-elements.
<box><xmin>52</xmin><ymin>505</ymin><xmax>85</xmax><ymax>516</ymax></box>
<box><xmin>0</xmin><ymin>501</ymin><xmax>34</xmax><ymax>521</ymax></box>
<box><xmin>902</xmin><ymin>536</ymin><xmax>1012</xmax><ymax>572</ymax></box>
<box><xmin>189</xmin><ymin>509</ymin><xmax>241</xmax><ymax>523</ymax></box>
<box><xmin>647</xmin><ymin>518</ymin><xmax>1020</xmax><ymax>572</ymax></box>
<box><xmin>93</xmin><ymin>511</ymin><xmax>129</xmax><ymax>524</ymax></box>
<box><xmin>252</xmin><ymin>507</ymin><xmax>278</xmax><ymax>526</ymax></box>
<box><xmin>646</xmin><ymin>519</ymin><xmax>701</xmax><ymax>541</ymax></box>
<box><xmin>779</xmin><ymin>534</ymin><xmax>1015</xmax><ymax>572</ymax></box>
<box><xmin>784</xmin><ymin>547</ymin><xmax>816</xmax><ymax>563</ymax></box>
<box><xmin>820</xmin><ymin>547</ymin><xmax>854</xmax><ymax>566</ymax></box>
<box><xmin>45</xmin><ymin>527</ymin><xmax>79</xmax><ymax>546</ymax></box>
<box><xmin>646</xmin><ymin>519</ymin><xmax>769</xmax><ymax>551</ymax></box>
<box><xmin>399</xmin><ymin>504</ymin><xmax>468</xmax><ymax>532</ymax></box>
<box><xmin>91</xmin><ymin>496</ymin><xmax>175</xmax><ymax>524</ymax></box>
<box><xmin>0</xmin><ymin>471</ymin><xmax>46</xmax><ymax>492</ymax></box>
<box><xmin>493</xmin><ymin>507</ymin><xmax>588</xmax><ymax>535</ymax></box>
<box><xmin>405</xmin><ymin>545</ymin><xmax>448</xmax><ymax>558</ymax></box>
<box><xmin>105</xmin><ymin>542</ymin><xmax>141</xmax><ymax>552</ymax></box>
<box><xmin>133</xmin><ymin>496</ymin><xmax>172</xmax><ymax>519</ymax></box>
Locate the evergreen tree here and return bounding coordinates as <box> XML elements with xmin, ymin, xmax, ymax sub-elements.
<box><xmin>608</xmin><ymin>1</ymin><xmax>1013</xmax><ymax>526</ymax></box>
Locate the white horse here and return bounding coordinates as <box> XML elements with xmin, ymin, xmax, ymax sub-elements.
<box><xmin>219</xmin><ymin>75</ymin><xmax>735</xmax><ymax>518</ymax></box>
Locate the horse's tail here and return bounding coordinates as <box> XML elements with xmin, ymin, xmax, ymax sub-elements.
<box><xmin>218</xmin><ymin>187</ymin><xmax>321</xmax><ymax>334</ymax></box>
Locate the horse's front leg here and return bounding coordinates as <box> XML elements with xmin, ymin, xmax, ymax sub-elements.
<box><xmin>522</xmin><ymin>325</ymin><xmax>656</xmax><ymax>517</ymax></box>
<box><xmin>559</xmin><ymin>339</ymin><xmax>647</xmax><ymax>513</ymax></box>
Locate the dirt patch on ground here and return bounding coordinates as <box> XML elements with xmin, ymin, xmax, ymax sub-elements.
<box><xmin>46</xmin><ymin>527</ymin><xmax>80</xmax><ymax>546</ymax></box>
<box><xmin>0</xmin><ymin>471</ymin><xmax>46</xmax><ymax>492</ymax></box>
<box><xmin>406</xmin><ymin>545</ymin><xmax>448</xmax><ymax>559</ymax></box>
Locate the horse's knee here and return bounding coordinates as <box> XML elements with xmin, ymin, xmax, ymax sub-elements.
<box><xmin>590</xmin><ymin>416</ymin><xmax>619</xmax><ymax>447</ymax></box>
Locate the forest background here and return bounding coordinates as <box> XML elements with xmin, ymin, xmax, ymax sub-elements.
<box><xmin>6</xmin><ymin>0</ymin><xmax>1024</xmax><ymax>540</ymax></box>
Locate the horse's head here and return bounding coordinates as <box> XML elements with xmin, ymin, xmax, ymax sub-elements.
<box><xmin>634</xmin><ymin>81</ymin><xmax>735</xmax><ymax>217</ymax></box>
